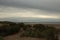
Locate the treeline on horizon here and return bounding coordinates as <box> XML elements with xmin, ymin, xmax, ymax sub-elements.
<box><xmin>0</xmin><ymin>21</ymin><xmax>60</xmax><ymax>40</ymax></box>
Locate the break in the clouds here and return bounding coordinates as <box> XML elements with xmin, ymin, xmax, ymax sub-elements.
<box><xmin>0</xmin><ymin>0</ymin><xmax>60</xmax><ymax>22</ymax></box>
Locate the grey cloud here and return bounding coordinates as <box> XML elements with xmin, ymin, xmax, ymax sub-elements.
<box><xmin>0</xmin><ymin>0</ymin><xmax>60</xmax><ymax>12</ymax></box>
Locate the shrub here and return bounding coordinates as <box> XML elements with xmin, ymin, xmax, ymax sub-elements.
<box><xmin>0</xmin><ymin>36</ymin><xmax>4</xmax><ymax>40</ymax></box>
<box><xmin>20</xmin><ymin>24</ymin><xmax>57</xmax><ymax>40</ymax></box>
<box><xmin>0</xmin><ymin>22</ymin><xmax>21</xmax><ymax>36</ymax></box>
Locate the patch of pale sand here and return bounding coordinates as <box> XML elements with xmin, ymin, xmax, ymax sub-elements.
<box><xmin>4</xmin><ymin>33</ymin><xmax>46</xmax><ymax>40</ymax></box>
<box><xmin>58</xmin><ymin>34</ymin><xmax>60</xmax><ymax>40</ymax></box>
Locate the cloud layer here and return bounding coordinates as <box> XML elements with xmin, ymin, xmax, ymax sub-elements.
<box><xmin>0</xmin><ymin>0</ymin><xmax>60</xmax><ymax>22</ymax></box>
<box><xmin>0</xmin><ymin>0</ymin><xmax>60</xmax><ymax>12</ymax></box>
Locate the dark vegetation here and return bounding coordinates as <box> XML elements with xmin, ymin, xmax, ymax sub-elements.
<box><xmin>0</xmin><ymin>21</ymin><xmax>59</xmax><ymax>40</ymax></box>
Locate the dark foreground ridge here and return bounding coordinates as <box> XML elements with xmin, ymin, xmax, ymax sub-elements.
<box><xmin>0</xmin><ymin>21</ymin><xmax>60</xmax><ymax>40</ymax></box>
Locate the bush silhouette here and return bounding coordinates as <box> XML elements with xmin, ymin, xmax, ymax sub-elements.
<box><xmin>0</xmin><ymin>36</ymin><xmax>4</xmax><ymax>40</ymax></box>
<box><xmin>20</xmin><ymin>24</ymin><xmax>57</xmax><ymax>40</ymax></box>
<box><xmin>0</xmin><ymin>21</ymin><xmax>21</xmax><ymax>37</ymax></box>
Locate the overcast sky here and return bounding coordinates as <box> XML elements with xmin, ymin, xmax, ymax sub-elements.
<box><xmin>0</xmin><ymin>0</ymin><xmax>60</xmax><ymax>22</ymax></box>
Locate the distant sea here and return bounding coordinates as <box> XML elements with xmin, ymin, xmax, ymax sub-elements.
<box><xmin>21</xmin><ymin>22</ymin><xmax>60</xmax><ymax>24</ymax></box>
